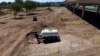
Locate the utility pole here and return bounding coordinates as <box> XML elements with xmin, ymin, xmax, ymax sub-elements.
<box><xmin>81</xmin><ymin>5</ymin><xmax>85</xmax><ymax>18</ymax></box>
<box><xmin>97</xmin><ymin>5</ymin><xmax>100</xmax><ymax>16</ymax></box>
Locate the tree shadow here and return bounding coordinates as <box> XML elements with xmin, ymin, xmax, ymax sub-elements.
<box><xmin>12</xmin><ymin>17</ymin><xmax>24</xmax><ymax>20</ymax></box>
<box><xmin>27</xmin><ymin>13</ymin><xmax>37</xmax><ymax>16</ymax></box>
<box><xmin>0</xmin><ymin>21</ymin><xmax>7</xmax><ymax>24</ymax></box>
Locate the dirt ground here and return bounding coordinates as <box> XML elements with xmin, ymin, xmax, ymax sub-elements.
<box><xmin>19</xmin><ymin>7</ymin><xmax>100</xmax><ymax>56</ymax></box>
<box><xmin>0</xmin><ymin>11</ymin><xmax>34</xmax><ymax>55</ymax></box>
<box><xmin>0</xmin><ymin>7</ymin><xmax>100</xmax><ymax>56</ymax></box>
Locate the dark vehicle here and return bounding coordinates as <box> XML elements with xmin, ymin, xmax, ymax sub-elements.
<box><xmin>40</xmin><ymin>28</ymin><xmax>61</xmax><ymax>43</ymax></box>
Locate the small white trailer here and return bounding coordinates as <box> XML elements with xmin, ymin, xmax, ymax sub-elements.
<box><xmin>40</xmin><ymin>28</ymin><xmax>61</xmax><ymax>43</ymax></box>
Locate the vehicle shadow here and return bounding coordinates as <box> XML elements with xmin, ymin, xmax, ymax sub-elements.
<box><xmin>26</xmin><ymin>32</ymin><xmax>61</xmax><ymax>44</ymax></box>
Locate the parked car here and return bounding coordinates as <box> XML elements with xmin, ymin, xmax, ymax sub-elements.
<box><xmin>40</xmin><ymin>28</ymin><xmax>61</xmax><ymax>43</ymax></box>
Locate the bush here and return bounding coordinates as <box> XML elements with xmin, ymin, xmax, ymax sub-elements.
<box><xmin>0</xmin><ymin>10</ymin><xmax>6</xmax><ymax>15</ymax></box>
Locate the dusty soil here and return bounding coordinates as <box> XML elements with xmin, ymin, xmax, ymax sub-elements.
<box><xmin>0</xmin><ymin>11</ymin><xmax>35</xmax><ymax>55</ymax></box>
<box><xmin>0</xmin><ymin>7</ymin><xmax>56</xmax><ymax>56</ymax></box>
<box><xmin>0</xmin><ymin>7</ymin><xmax>100</xmax><ymax>56</ymax></box>
<box><xmin>19</xmin><ymin>7</ymin><xmax>100</xmax><ymax>56</ymax></box>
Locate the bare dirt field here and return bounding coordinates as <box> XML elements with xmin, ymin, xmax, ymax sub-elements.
<box><xmin>19</xmin><ymin>7</ymin><xmax>100</xmax><ymax>56</ymax></box>
<box><xmin>0</xmin><ymin>7</ymin><xmax>100</xmax><ymax>56</ymax></box>
<box><xmin>0</xmin><ymin>11</ymin><xmax>34</xmax><ymax>55</ymax></box>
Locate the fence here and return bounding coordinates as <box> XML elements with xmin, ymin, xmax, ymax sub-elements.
<box><xmin>28</xmin><ymin>38</ymin><xmax>95</xmax><ymax>56</ymax></box>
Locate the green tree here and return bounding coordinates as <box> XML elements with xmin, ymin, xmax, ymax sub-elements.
<box><xmin>7</xmin><ymin>2</ymin><xmax>13</xmax><ymax>9</ymax></box>
<box><xmin>15</xmin><ymin>0</ymin><xmax>23</xmax><ymax>4</ymax></box>
<box><xmin>35</xmin><ymin>2</ymin><xmax>41</xmax><ymax>7</ymax></box>
<box><xmin>11</xmin><ymin>3</ymin><xmax>22</xmax><ymax>18</ymax></box>
<box><xmin>24</xmin><ymin>0</ymin><xmax>36</xmax><ymax>14</ymax></box>
<box><xmin>0</xmin><ymin>2</ymin><xmax>8</xmax><ymax>9</ymax></box>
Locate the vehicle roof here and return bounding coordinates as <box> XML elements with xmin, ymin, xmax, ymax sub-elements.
<box><xmin>41</xmin><ymin>28</ymin><xmax>58</xmax><ymax>34</ymax></box>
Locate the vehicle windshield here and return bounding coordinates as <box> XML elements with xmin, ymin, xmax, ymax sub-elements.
<box><xmin>42</xmin><ymin>33</ymin><xmax>58</xmax><ymax>36</ymax></box>
<box><xmin>43</xmin><ymin>36</ymin><xmax>58</xmax><ymax>38</ymax></box>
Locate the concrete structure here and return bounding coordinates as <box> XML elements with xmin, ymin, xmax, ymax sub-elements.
<box><xmin>65</xmin><ymin>0</ymin><xmax>100</xmax><ymax>18</ymax></box>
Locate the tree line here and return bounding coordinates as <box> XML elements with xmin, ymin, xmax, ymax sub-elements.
<box><xmin>0</xmin><ymin>0</ymin><xmax>64</xmax><ymax>18</ymax></box>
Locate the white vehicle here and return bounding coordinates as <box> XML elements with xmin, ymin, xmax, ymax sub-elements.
<box><xmin>40</xmin><ymin>28</ymin><xmax>60</xmax><ymax>43</ymax></box>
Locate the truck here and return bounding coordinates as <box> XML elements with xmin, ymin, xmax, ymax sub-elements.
<box><xmin>40</xmin><ymin>28</ymin><xmax>61</xmax><ymax>43</ymax></box>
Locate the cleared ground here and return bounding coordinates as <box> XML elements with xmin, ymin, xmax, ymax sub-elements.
<box><xmin>0</xmin><ymin>11</ymin><xmax>34</xmax><ymax>55</ymax></box>
<box><xmin>0</xmin><ymin>7</ymin><xmax>100</xmax><ymax>56</ymax></box>
<box><xmin>19</xmin><ymin>7</ymin><xmax>100</xmax><ymax>56</ymax></box>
